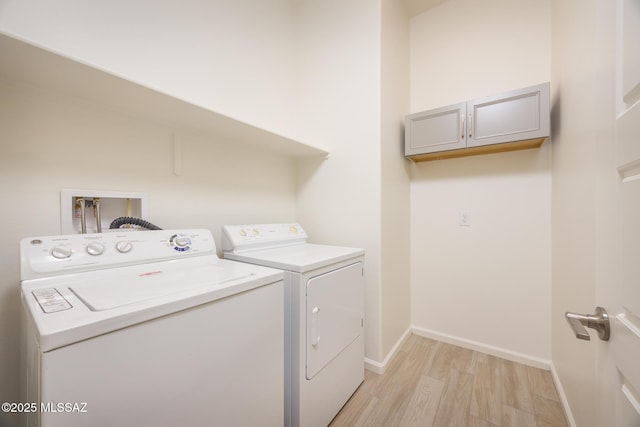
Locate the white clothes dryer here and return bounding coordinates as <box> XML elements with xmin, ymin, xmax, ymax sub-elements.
<box><xmin>222</xmin><ymin>223</ymin><xmax>365</xmax><ymax>427</ymax></box>
<box><xmin>20</xmin><ymin>229</ymin><xmax>284</xmax><ymax>427</ymax></box>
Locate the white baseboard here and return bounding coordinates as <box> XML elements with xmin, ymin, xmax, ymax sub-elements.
<box><xmin>410</xmin><ymin>325</ymin><xmax>552</xmax><ymax>370</ymax></box>
<box><xmin>364</xmin><ymin>327</ymin><xmax>412</xmax><ymax>374</ymax></box>
<box><xmin>549</xmin><ymin>363</ymin><xmax>576</xmax><ymax>427</ymax></box>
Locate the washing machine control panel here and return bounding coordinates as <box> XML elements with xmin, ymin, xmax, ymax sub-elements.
<box><xmin>20</xmin><ymin>229</ymin><xmax>216</xmax><ymax>279</ymax></box>
<box><xmin>221</xmin><ymin>223</ymin><xmax>308</xmax><ymax>253</ymax></box>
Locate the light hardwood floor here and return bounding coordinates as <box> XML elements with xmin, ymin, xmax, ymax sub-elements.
<box><xmin>330</xmin><ymin>334</ymin><xmax>568</xmax><ymax>427</ymax></box>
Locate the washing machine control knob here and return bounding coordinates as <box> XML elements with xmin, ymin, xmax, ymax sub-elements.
<box><xmin>116</xmin><ymin>241</ymin><xmax>133</xmax><ymax>253</ymax></box>
<box><xmin>170</xmin><ymin>235</ymin><xmax>192</xmax><ymax>252</ymax></box>
<box><xmin>51</xmin><ymin>246</ymin><xmax>72</xmax><ymax>259</ymax></box>
<box><xmin>174</xmin><ymin>236</ymin><xmax>190</xmax><ymax>247</ymax></box>
<box><xmin>86</xmin><ymin>242</ymin><xmax>105</xmax><ymax>256</ymax></box>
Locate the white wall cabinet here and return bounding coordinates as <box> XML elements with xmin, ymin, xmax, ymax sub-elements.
<box><xmin>405</xmin><ymin>82</ymin><xmax>550</xmax><ymax>161</ymax></box>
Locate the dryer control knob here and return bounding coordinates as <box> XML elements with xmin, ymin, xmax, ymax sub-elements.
<box><xmin>51</xmin><ymin>246</ymin><xmax>72</xmax><ymax>259</ymax></box>
<box><xmin>86</xmin><ymin>242</ymin><xmax>105</xmax><ymax>256</ymax></box>
<box><xmin>116</xmin><ymin>241</ymin><xmax>133</xmax><ymax>253</ymax></box>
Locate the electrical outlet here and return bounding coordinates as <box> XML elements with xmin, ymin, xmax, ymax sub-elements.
<box><xmin>61</xmin><ymin>189</ymin><xmax>148</xmax><ymax>234</ymax></box>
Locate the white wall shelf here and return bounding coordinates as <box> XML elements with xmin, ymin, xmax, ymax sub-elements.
<box><xmin>0</xmin><ymin>32</ymin><xmax>329</xmax><ymax>159</ymax></box>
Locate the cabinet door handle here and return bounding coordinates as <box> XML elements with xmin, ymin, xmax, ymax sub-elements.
<box><xmin>461</xmin><ymin>115</ymin><xmax>465</xmax><ymax>139</ymax></box>
<box><xmin>468</xmin><ymin>112</ymin><xmax>473</xmax><ymax>139</ymax></box>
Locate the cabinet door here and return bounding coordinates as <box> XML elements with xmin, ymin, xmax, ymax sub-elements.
<box><xmin>467</xmin><ymin>82</ymin><xmax>550</xmax><ymax>148</ymax></box>
<box><xmin>405</xmin><ymin>102</ymin><xmax>466</xmax><ymax>156</ymax></box>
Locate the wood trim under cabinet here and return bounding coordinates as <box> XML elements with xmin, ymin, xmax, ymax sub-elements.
<box><xmin>407</xmin><ymin>137</ymin><xmax>547</xmax><ymax>162</ymax></box>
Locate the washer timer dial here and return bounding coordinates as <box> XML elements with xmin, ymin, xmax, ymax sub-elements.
<box><xmin>170</xmin><ymin>234</ymin><xmax>192</xmax><ymax>252</ymax></box>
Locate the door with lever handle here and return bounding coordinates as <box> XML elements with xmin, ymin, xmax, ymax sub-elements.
<box><xmin>565</xmin><ymin>306</ymin><xmax>610</xmax><ymax>341</ymax></box>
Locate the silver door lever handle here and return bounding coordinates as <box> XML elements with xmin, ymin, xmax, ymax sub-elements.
<box><xmin>565</xmin><ymin>307</ymin><xmax>610</xmax><ymax>341</ymax></box>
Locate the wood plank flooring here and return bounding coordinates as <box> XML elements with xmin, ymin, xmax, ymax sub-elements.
<box><xmin>330</xmin><ymin>335</ymin><xmax>568</xmax><ymax>427</ymax></box>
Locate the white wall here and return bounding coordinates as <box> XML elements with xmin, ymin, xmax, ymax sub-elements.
<box><xmin>410</xmin><ymin>0</ymin><xmax>550</xmax><ymax>110</ymax></box>
<box><xmin>0</xmin><ymin>0</ymin><xmax>300</xmax><ymax>141</ymax></box>
<box><xmin>293</xmin><ymin>0</ymin><xmax>385</xmax><ymax>362</ymax></box>
<box><xmin>0</xmin><ymin>81</ymin><xmax>298</xmax><ymax>236</ymax></box>
<box><xmin>380</xmin><ymin>0</ymin><xmax>412</xmax><ymax>359</ymax></box>
<box><xmin>409</xmin><ymin>0</ymin><xmax>552</xmax><ymax>363</ymax></box>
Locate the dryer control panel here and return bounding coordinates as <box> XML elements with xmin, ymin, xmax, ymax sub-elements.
<box><xmin>20</xmin><ymin>229</ymin><xmax>216</xmax><ymax>280</ymax></box>
<box><xmin>222</xmin><ymin>223</ymin><xmax>307</xmax><ymax>253</ymax></box>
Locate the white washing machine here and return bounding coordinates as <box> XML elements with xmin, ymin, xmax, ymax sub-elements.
<box><xmin>222</xmin><ymin>223</ymin><xmax>365</xmax><ymax>427</ymax></box>
<box><xmin>20</xmin><ymin>229</ymin><xmax>284</xmax><ymax>427</ymax></box>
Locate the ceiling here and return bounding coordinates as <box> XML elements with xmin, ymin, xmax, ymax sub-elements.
<box><xmin>404</xmin><ymin>0</ymin><xmax>449</xmax><ymax>17</ymax></box>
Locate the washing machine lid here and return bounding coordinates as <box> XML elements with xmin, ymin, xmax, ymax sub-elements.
<box><xmin>225</xmin><ymin>243</ymin><xmax>364</xmax><ymax>273</ymax></box>
<box><xmin>21</xmin><ymin>256</ymin><xmax>283</xmax><ymax>352</ymax></box>
<box><xmin>69</xmin><ymin>262</ymin><xmax>253</xmax><ymax>311</ymax></box>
